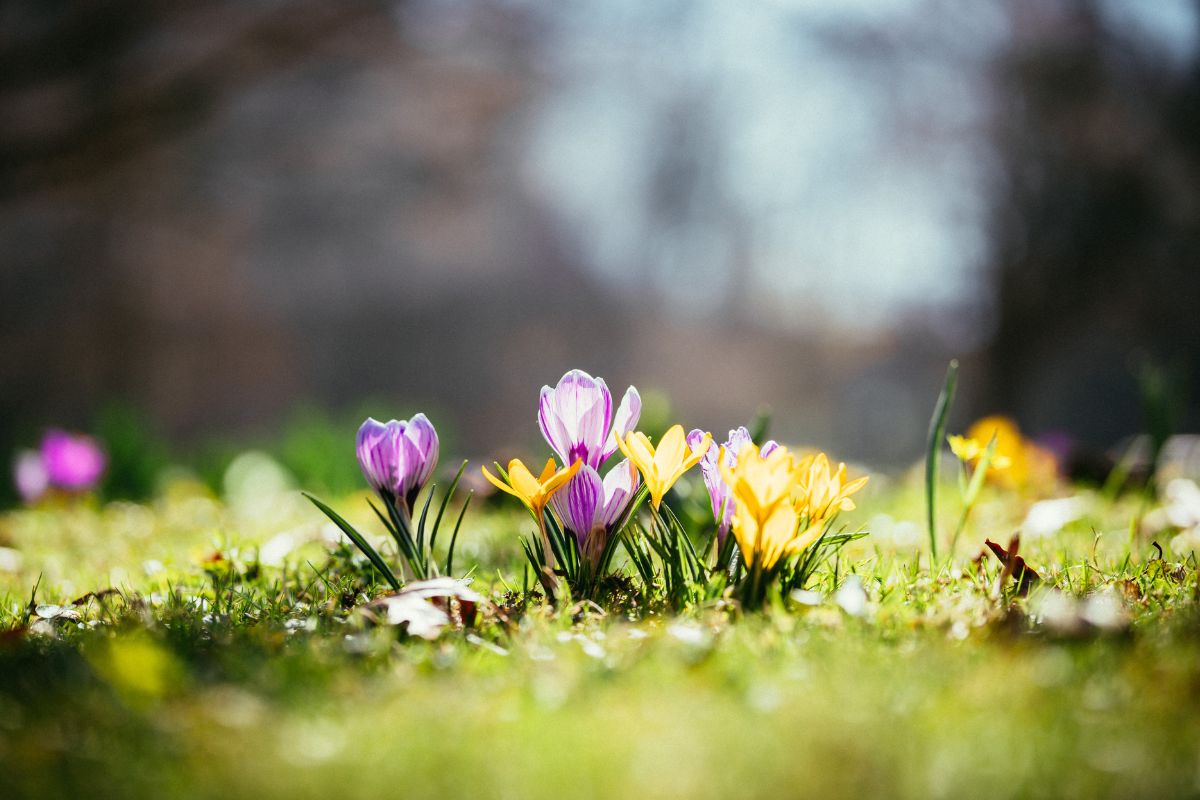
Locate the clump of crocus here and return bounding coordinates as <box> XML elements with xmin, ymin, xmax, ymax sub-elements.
<box><xmin>12</xmin><ymin>430</ymin><xmax>107</xmax><ymax>503</ymax></box>
<box><xmin>539</xmin><ymin>369</ymin><xmax>641</xmax><ymax>470</ymax></box>
<box><xmin>306</xmin><ymin>413</ymin><xmax>469</xmax><ymax>587</ymax></box>
<box><xmin>720</xmin><ymin>443</ymin><xmax>868</xmax><ymax>608</ymax></box>
<box><xmin>687</xmin><ymin>427</ymin><xmax>778</xmax><ymax>550</ymax></box>
<box><xmin>484</xmin><ymin>370</ymin><xmax>646</xmax><ymax>600</ymax></box>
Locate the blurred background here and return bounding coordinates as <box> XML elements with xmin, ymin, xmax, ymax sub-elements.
<box><xmin>2</xmin><ymin>0</ymin><xmax>1198</xmax><ymax>502</ymax></box>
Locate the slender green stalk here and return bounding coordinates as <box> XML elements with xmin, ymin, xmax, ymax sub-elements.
<box><xmin>924</xmin><ymin>360</ymin><xmax>959</xmax><ymax>563</ymax></box>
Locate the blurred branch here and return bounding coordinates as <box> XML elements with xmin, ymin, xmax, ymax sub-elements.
<box><xmin>0</xmin><ymin>0</ymin><xmax>385</xmax><ymax>200</ymax></box>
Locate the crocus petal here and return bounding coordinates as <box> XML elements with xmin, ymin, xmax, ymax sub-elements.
<box><xmin>481</xmin><ymin>465</ymin><xmax>523</xmax><ymax>500</ymax></box>
<box><xmin>404</xmin><ymin>413</ymin><xmax>440</xmax><ymax>486</ymax></box>
<box><xmin>599</xmin><ymin>459</ymin><xmax>639</xmax><ymax>529</ymax></box>
<box><xmin>538</xmin><ymin>385</ymin><xmax>574</xmax><ymax>464</ymax></box>
<box><xmin>602</xmin><ymin>386</ymin><xmax>642</xmax><ymax>462</ymax></box>
<box><xmin>551</xmin><ymin>465</ymin><xmax>604</xmax><ymax>543</ymax></box>
<box><xmin>507</xmin><ymin>459</ymin><xmax>543</xmax><ymax>500</ymax></box>
<box><xmin>760</xmin><ymin>439</ymin><xmax>780</xmax><ymax>458</ymax></box>
<box><xmin>555</xmin><ymin>370</ymin><xmax>612</xmax><ymax>468</ymax></box>
<box><xmin>652</xmin><ymin>425</ymin><xmax>690</xmax><ymax>481</ymax></box>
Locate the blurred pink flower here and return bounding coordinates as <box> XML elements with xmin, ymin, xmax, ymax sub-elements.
<box><xmin>40</xmin><ymin>430</ymin><xmax>106</xmax><ymax>491</ymax></box>
<box><xmin>13</xmin><ymin>449</ymin><xmax>49</xmax><ymax>503</ymax></box>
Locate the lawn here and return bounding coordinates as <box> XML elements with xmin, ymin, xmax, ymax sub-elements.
<box><xmin>2</xmin><ymin>462</ymin><xmax>1198</xmax><ymax>799</ymax></box>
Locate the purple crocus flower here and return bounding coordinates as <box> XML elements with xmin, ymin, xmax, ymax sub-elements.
<box><xmin>687</xmin><ymin>427</ymin><xmax>779</xmax><ymax>542</ymax></box>
<box><xmin>13</xmin><ymin>449</ymin><xmax>49</xmax><ymax>503</ymax></box>
<box><xmin>538</xmin><ymin>369</ymin><xmax>640</xmax><ymax>471</ymax></box>
<box><xmin>356</xmin><ymin>414</ymin><xmax>439</xmax><ymax>514</ymax></box>
<box><xmin>550</xmin><ymin>458</ymin><xmax>640</xmax><ymax>566</ymax></box>
<box><xmin>41</xmin><ymin>430</ymin><xmax>106</xmax><ymax>492</ymax></box>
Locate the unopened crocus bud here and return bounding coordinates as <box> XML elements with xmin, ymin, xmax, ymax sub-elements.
<box><xmin>355</xmin><ymin>414</ymin><xmax>439</xmax><ymax>514</ymax></box>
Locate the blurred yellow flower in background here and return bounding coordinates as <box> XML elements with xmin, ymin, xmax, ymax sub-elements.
<box><xmin>953</xmin><ymin>415</ymin><xmax>1059</xmax><ymax>493</ymax></box>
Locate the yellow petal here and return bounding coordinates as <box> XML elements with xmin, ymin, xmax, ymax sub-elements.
<box><xmin>481</xmin><ymin>464</ymin><xmax>522</xmax><ymax>499</ymax></box>
<box><xmin>623</xmin><ymin>432</ymin><xmax>656</xmax><ymax>477</ymax></box>
<box><xmin>652</xmin><ymin>425</ymin><xmax>688</xmax><ymax>477</ymax></box>
<box><xmin>506</xmin><ymin>459</ymin><xmax>542</xmax><ymax>501</ymax></box>
<box><xmin>543</xmin><ymin>458</ymin><xmax>583</xmax><ymax>497</ymax></box>
<box><xmin>757</xmin><ymin>503</ymin><xmax>800</xmax><ymax>570</ymax></box>
<box><xmin>537</xmin><ymin>457</ymin><xmax>559</xmax><ymax>484</ymax></box>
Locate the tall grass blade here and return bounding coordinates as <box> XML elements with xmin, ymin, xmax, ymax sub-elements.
<box><xmin>925</xmin><ymin>359</ymin><xmax>958</xmax><ymax>562</ymax></box>
<box><xmin>303</xmin><ymin>493</ymin><xmax>401</xmax><ymax>591</ymax></box>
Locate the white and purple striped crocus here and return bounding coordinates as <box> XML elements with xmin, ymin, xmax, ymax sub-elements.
<box><xmin>538</xmin><ymin>369</ymin><xmax>641</xmax><ymax>471</ymax></box>
<box><xmin>356</xmin><ymin>414</ymin><xmax>439</xmax><ymax>515</ymax></box>
<box><xmin>687</xmin><ymin>427</ymin><xmax>778</xmax><ymax>543</ymax></box>
<box><xmin>550</xmin><ymin>459</ymin><xmax>640</xmax><ymax>566</ymax></box>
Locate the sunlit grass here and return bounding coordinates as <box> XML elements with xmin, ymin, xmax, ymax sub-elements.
<box><xmin>1</xmin><ymin>471</ymin><xmax>1198</xmax><ymax>799</ymax></box>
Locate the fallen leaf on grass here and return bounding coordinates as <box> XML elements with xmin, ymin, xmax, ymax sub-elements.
<box><xmin>364</xmin><ymin>578</ymin><xmax>485</xmax><ymax>639</ymax></box>
<box><xmin>984</xmin><ymin>535</ymin><xmax>1041</xmax><ymax>596</ymax></box>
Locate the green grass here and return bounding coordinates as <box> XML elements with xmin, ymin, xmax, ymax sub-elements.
<box><xmin>1</xmin><ymin>471</ymin><xmax>1199</xmax><ymax>799</ymax></box>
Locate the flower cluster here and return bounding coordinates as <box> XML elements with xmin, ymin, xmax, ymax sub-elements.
<box><xmin>312</xmin><ymin>366</ymin><xmax>867</xmax><ymax>612</ymax></box>
<box><xmin>719</xmin><ymin>443</ymin><xmax>867</xmax><ymax>576</ymax></box>
<box><xmin>484</xmin><ymin>369</ymin><xmax>655</xmax><ymax>596</ymax></box>
<box><xmin>13</xmin><ymin>430</ymin><xmax>107</xmax><ymax>503</ymax></box>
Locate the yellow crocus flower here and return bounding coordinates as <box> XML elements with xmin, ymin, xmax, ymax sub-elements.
<box><xmin>722</xmin><ymin>444</ymin><xmax>868</xmax><ymax>571</ymax></box>
<box><xmin>947</xmin><ymin>433</ymin><xmax>1014</xmax><ymax>471</ymax></box>
<box><xmin>730</xmin><ymin>499</ymin><xmax>799</xmax><ymax>572</ymax></box>
<box><xmin>617</xmin><ymin>425</ymin><xmax>711</xmax><ymax>509</ymax></box>
<box><xmin>794</xmin><ymin>453</ymin><xmax>870</xmax><ymax>519</ymax></box>
<box><xmin>718</xmin><ymin>443</ymin><xmax>798</xmax><ymax>520</ymax></box>
<box><xmin>481</xmin><ymin>457</ymin><xmax>582</xmax><ymax>518</ymax></box>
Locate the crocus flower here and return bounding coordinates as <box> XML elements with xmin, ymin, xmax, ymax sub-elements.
<box><xmin>481</xmin><ymin>457</ymin><xmax>582</xmax><ymax>521</ymax></box>
<box><xmin>721</xmin><ymin>444</ymin><xmax>868</xmax><ymax>571</ymax></box>
<box><xmin>538</xmin><ymin>369</ymin><xmax>641</xmax><ymax>470</ymax></box>
<box><xmin>550</xmin><ymin>459</ymin><xmax>639</xmax><ymax>565</ymax></box>
<box><xmin>13</xmin><ymin>450</ymin><xmax>49</xmax><ymax>503</ymax></box>
<box><xmin>687</xmin><ymin>427</ymin><xmax>780</xmax><ymax>542</ymax></box>
<box><xmin>792</xmin><ymin>452</ymin><xmax>869</xmax><ymax>520</ymax></box>
<box><xmin>617</xmin><ymin>425</ymin><xmax>710</xmax><ymax>509</ymax></box>
<box><xmin>948</xmin><ymin>434</ymin><xmax>1012</xmax><ymax>471</ymax></box>
<box><xmin>356</xmin><ymin>415</ymin><xmax>439</xmax><ymax>515</ymax></box>
<box><xmin>40</xmin><ymin>430</ymin><xmax>106</xmax><ymax>492</ymax></box>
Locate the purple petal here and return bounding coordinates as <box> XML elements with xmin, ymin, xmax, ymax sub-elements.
<box><xmin>356</xmin><ymin>418</ymin><xmax>390</xmax><ymax>492</ymax></box>
<box><xmin>726</xmin><ymin>427</ymin><xmax>753</xmax><ymax>461</ymax></box>
<box><xmin>403</xmin><ymin>413</ymin><xmax>440</xmax><ymax>486</ymax></box>
<box><xmin>551</xmin><ymin>464</ymin><xmax>604</xmax><ymax>544</ymax></box>
<box><xmin>599</xmin><ymin>459</ymin><xmax>639</xmax><ymax>529</ymax></box>
<box><xmin>761</xmin><ymin>439</ymin><xmax>780</xmax><ymax>457</ymax></box>
<box><xmin>559</xmin><ymin>370</ymin><xmax>612</xmax><ymax>468</ymax></box>
<box><xmin>602</xmin><ymin>386</ymin><xmax>642</xmax><ymax>462</ymax></box>
<box><xmin>538</xmin><ymin>384</ymin><xmax>573</xmax><ymax>464</ymax></box>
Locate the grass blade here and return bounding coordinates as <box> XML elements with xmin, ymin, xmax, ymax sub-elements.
<box><xmin>924</xmin><ymin>359</ymin><xmax>958</xmax><ymax>563</ymax></box>
<box><xmin>444</xmin><ymin>491</ymin><xmax>472</xmax><ymax>576</ymax></box>
<box><xmin>303</xmin><ymin>492</ymin><xmax>401</xmax><ymax>591</ymax></box>
<box><xmin>429</xmin><ymin>460</ymin><xmax>468</xmax><ymax>551</ymax></box>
